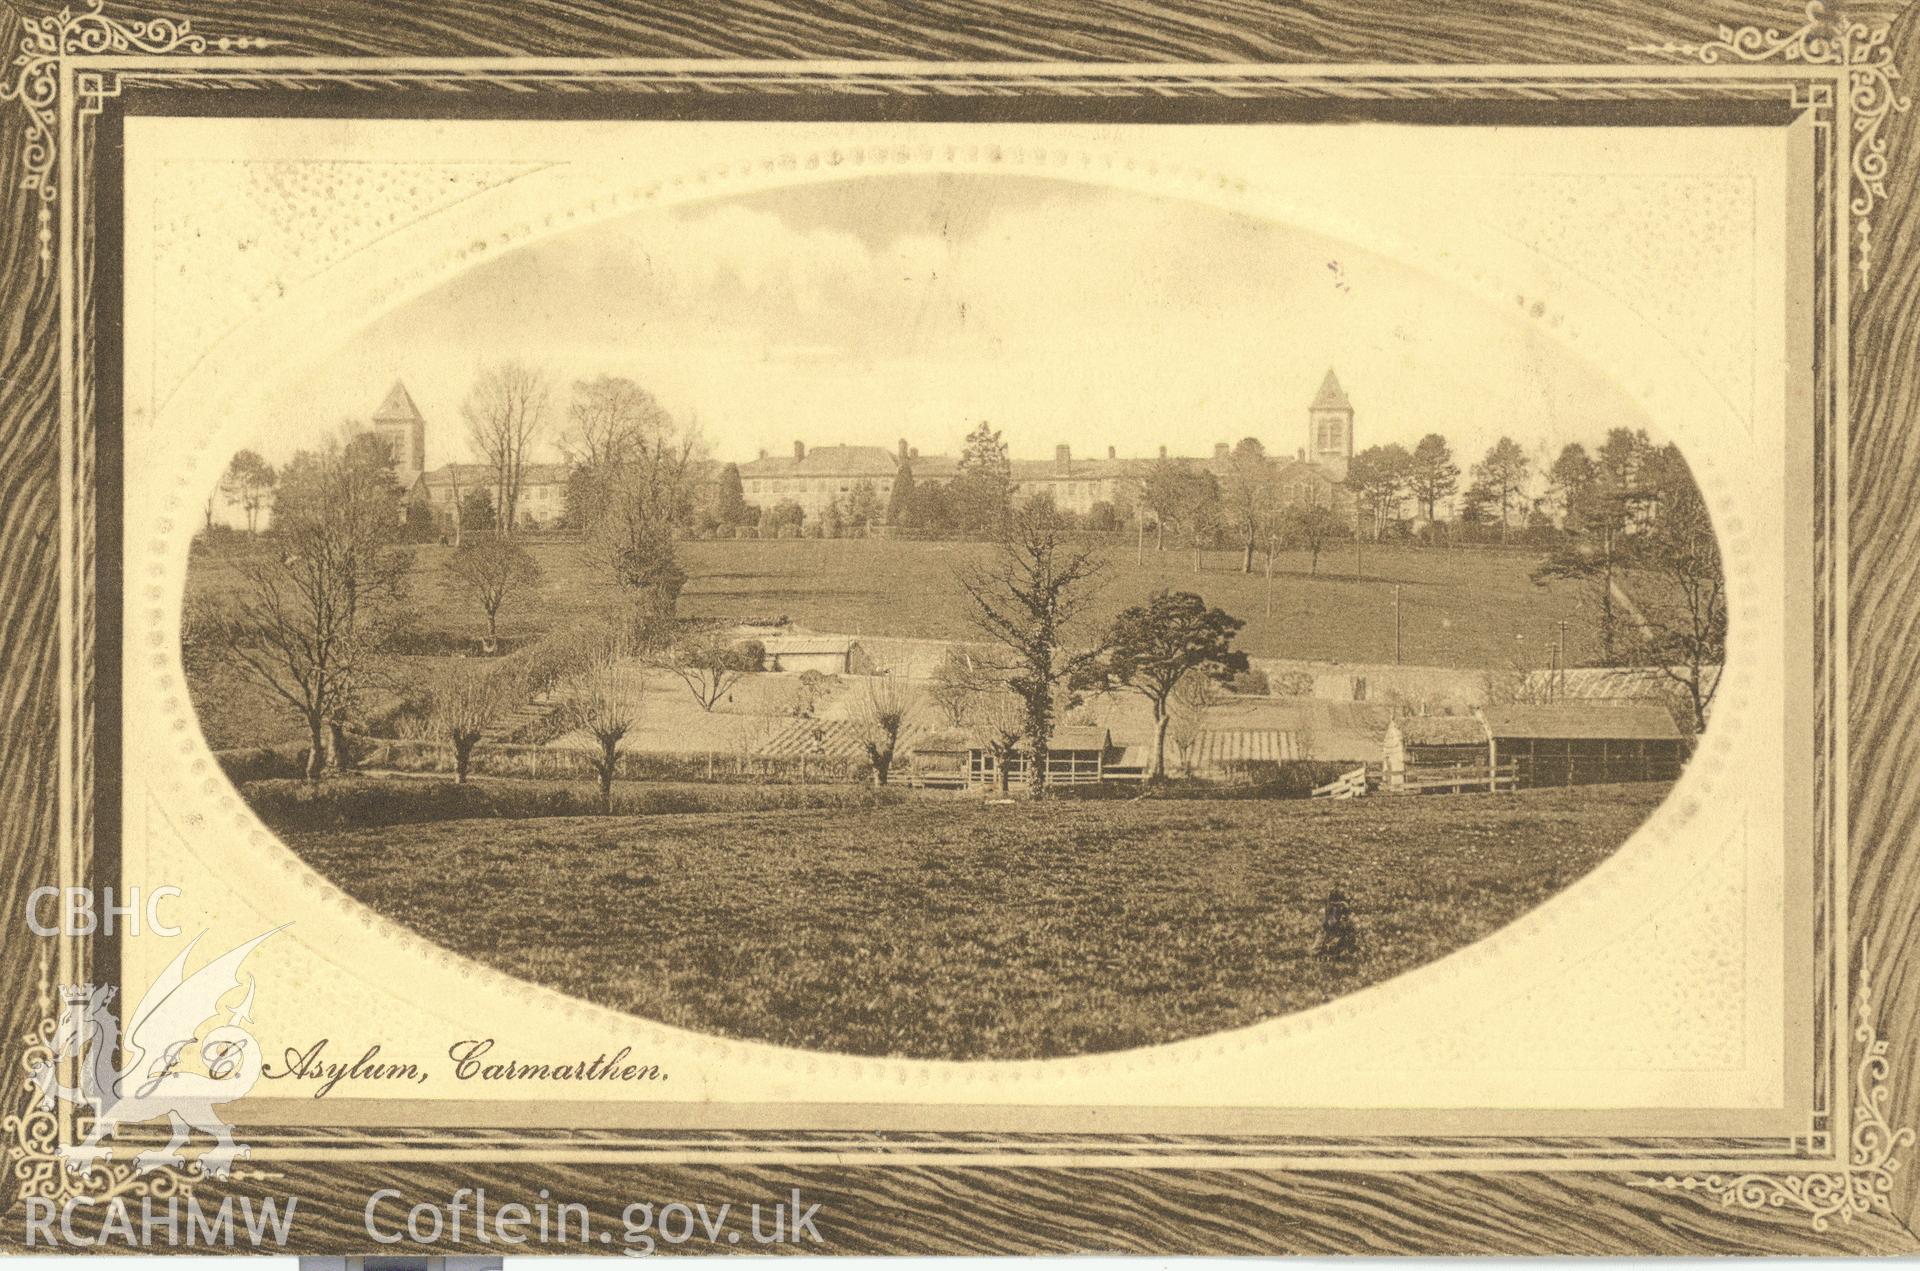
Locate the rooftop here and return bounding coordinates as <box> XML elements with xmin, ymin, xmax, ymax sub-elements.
<box><xmin>1482</xmin><ymin>703</ymin><xmax>1685</xmax><ymax>741</ymax></box>
<box><xmin>739</xmin><ymin>445</ymin><xmax>900</xmax><ymax>478</ymax></box>
<box><xmin>755</xmin><ymin>635</ymin><xmax>865</xmax><ymax>655</ymax></box>
<box><xmin>372</xmin><ymin>380</ymin><xmax>425</xmax><ymax>424</ymax></box>
<box><xmin>1394</xmin><ymin>715</ymin><xmax>1490</xmax><ymax>746</ymax></box>
<box><xmin>1311</xmin><ymin>368</ymin><xmax>1351</xmax><ymax>412</ymax></box>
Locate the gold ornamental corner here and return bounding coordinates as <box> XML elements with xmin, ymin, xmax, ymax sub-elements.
<box><xmin>2</xmin><ymin>1015</ymin><xmax>201</xmax><ymax>1212</ymax></box>
<box><xmin>0</xmin><ymin>0</ymin><xmax>271</xmax><ymax>271</ymax></box>
<box><xmin>1632</xmin><ymin>1</ymin><xmax>1911</xmax><ymax>290</ymax></box>
<box><xmin>1633</xmin><ymin>984</ymin><xmax>1915</xmax><ymax>1232</ymax></box>
<box><xmin>2</xmin><ymin>1005</ymin><xmax>278</xmax><ymax>1213</ymax></box>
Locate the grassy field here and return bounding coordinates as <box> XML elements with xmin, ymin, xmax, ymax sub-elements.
<box><xmin>281</xmin><ymin>782</ymin><xmax>1666</xmax><ymax>1059</ymax></box>
<box><xmin>188</xmin><ymin>536</ymin><xmax>1599</xmax><ymax>668</ymax></box>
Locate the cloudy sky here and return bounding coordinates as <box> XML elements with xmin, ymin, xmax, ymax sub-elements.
<box><xmin>258</xmin><ymin>171</ymin><xmax>1654</xmax><ymax>470</ymax></box>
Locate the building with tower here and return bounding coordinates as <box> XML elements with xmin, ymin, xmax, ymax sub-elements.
<box><xmin>1306</xmin><ymin>367</ymin><xmax>1354</xmax><ymax>480</ymax></box>
<box><xmin>735</xmin><ymin>368</ymin><xmax>1358</xmax><ymax>526</ymax></box>
<box><xmin>369</xmin><ymin>380</ymin><xmax>428</xmax><ymax>490</ymax></box>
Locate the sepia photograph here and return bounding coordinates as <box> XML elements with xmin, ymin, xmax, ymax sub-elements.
<box><xmin>5</xmin><ymin>0</ymin><xmax>1915</xmax><ymax>1251</ymax></box>
<box><xmin>180</xmin><ymin>157</ymin><xmax>1724</xmax><ymax>1061</ymax></box>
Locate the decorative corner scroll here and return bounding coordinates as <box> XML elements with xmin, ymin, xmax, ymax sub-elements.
<box><xmin>0</xmin><ymin>0</ymin><xmax>271</xmax><ymax>271</ymax></box>
<box><xmin>1632</xmin><ymin>1</ymin><xmax>1911</xmax><ymax>291</ymax></box>
<box><xmin>1</xmin><ymin>946</ymin><xmax>283</xmax><ymax>1210</ymax></box>
<box><xmin>1633</xmin><ymin>982</ymin><xmax>1915</xmax><ymax>1232</ymax></box>
<box><xmin>2</xmin><ymin>1008</ymin><xmax>279</xmax><ymax>1213</ymax></box>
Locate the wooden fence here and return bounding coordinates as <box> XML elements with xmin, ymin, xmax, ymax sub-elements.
<box><xmin>1314</xmin><ymin>760</ymin><xmax>1518</xmax><ymax>798</ymax></box>
<box><xmin>1312</xmin><ymin>766</ymin><xmax>1370</xmax><ymax>800</ymax></box>
<box><xmin>1387</xmin><ymin>760</ymin><xmax>1519</xmax><ymax>794</ymax></box>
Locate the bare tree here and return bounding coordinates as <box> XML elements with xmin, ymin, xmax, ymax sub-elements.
<box><xmin>1621</xmin><ymin>479</ymin><xmax>1726</xmax><ymax>732</ymax></box>
<box><xmin>442</xmin><ymin>536</ymin><xmax>544</xmax><ymax>648</ymax></box>
<box><xmin>929</xmin><ymin>645</ymin><xmax>988</xmax><ymax>726</ymax></box>
<box><xmin>557</xmin><ymin>630</ymin><xmax>646</xmax><ymax>814</ymax></box>
<box><xmin>1219</xmin><ymin>439</ymin><xmax>1274</xmax><ymax>574</ymax></box>
<box><xmin>1280</xmin><ymin>502</ymin><xmax>1341</xmax><ymax>579</ymax></box>
<box><xmin>968</xmin><ymin>687</ymin><xmax>1029</xmax><ymax>795</ymax></box>
<box><xmin>857</xmin><ymin>674</ymin><xmax>917</xmax><ymax>787</ymax></box>
<box><xmin>658</xmin><ymin>628</ymin><xmax>755</xmax><ymax>712</ymax></box>
<box><xmin>221</xmin><ymin>428</ymin><xmax>411</xmax><ymax>780</ymax></box>
<box><xmin>580</xmin><ymin>405</ymin><xmax>705</xmax><ymax>615</ymax></box>
<box><xmin>430</xmin><ymin>660</ymin><xmax>512</xmax><ymax>783</ymax></box>
<box><xmin>462</xmin><ymin>361</ymin><xmax>551</xmax><ymax>534</ymax></box>
<box><xmin>1167</xmin><ymin>672</ymin><xmax>1216</xmax><ymax>778</ymax></box>
<box><xmin>955</xmin><ymin>510</ymin><xmax>1107</xmax><ymax>793</ymax></box>
<box><xmin>560</xmin><ymin>376</ymin><xmax>671</xmax><ymax>470</ymax></box>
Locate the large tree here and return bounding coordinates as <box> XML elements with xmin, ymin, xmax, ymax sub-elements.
<box><xmin>1472</xmin><ymin>436</ymin><xmax>1532</xmax><ymax>543</ymax></box>
<box><xmin>1101</xmin><ymin>589</ymin><xmax>1248</xmax><ymax>779</ymax></box>
<box><xmin>658</xmin><ymin>627</ymin><xmax>756</xmax><ymax>712</ymax></box>
<box><xmin>1621</xmin><ymin>452</ymin><xmax>1725</xmax><ymax>732</ymax></box>
<box><xmin>844</xmin><ymin>480</ymin><xmax>884</xmax><ymax>532</ymax></box>
<box><xmin>1546</xmin><ymin>442</ymin><xmax>1597</xmax><ymax>526</ymax></box>
<box><xmin>1407</xmin><ymin>433</ymin><xmax>1459</xmax><ymax>521</ymax></box>
<box><xmin>949</xmin><ymin>422</ymin><xmax>1012</xmax><ymax>538</ymax></box>
<box><xmin>219</xmin><ymin>450</ymin><xmax>277</xmax><ymax>536</ymax></box>
<box><xmin>462</xmin><ymin>361</ymin><xmax>551</xmax><ymax>534</ymax></box>
<box><xmin>443</xmin><ymin>535</ymin><xmax>544</xmax><ymax>646</ymax></box>
<box><xmin>1282</xmin><ymin>502</ymin><xmax>1343</xmax><ymax>576</ymax></box>
<box><xmin>1345</xmin><ymin>443</ymin><xmax>1412</xmax><ymax>540</ymax></box>
<box><xmin>1219</xmin><ymin>438</ymin><xmax>1275</xmax><ymax>574</ymax></box>
<box><xmin>561</xmin><ymin>375</ymin><xmax>668</xmax><ymax>470</ymax></box>
<box><xmin>1137</xmin><ymin>457</ymin><xmax>1213</xmax><ymax>552</ymax></box>
<box><xmin>221</xmin><ymin>428</ymin><xmax>411</xmax><ymax>780</ymax></box>
<box><xmin>714</xmin><ymin>463</ymin><xmax>749</xmax><ymax>528</ymax></box>
<box><xmin>581</xmin><ymin>406</ymin><xmax>703</xmax><ymax>616</ymax></box>
<box><xmin>955</xmin><ymin>510</ymin><xmax>1107</xmax><ymax>792</ymax></box>
<box><xmin>886</xmin><ymin>464</ymin><xmax>917</xmax><ymax>527</ymax></box>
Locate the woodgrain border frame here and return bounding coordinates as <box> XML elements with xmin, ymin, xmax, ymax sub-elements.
<box><xmin>2</xmin><ymin>0</ymin><xmax>1917</xmax><ymax>1255</ymax></box>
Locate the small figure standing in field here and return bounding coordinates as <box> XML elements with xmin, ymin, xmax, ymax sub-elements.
<box><xmin>1317</xmin><ymin>889</ymin><xmax>1359</xmax><ymax>961</ymax></box>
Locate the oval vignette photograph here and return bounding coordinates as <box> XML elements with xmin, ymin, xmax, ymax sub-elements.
<box><xmin>181</xmin><ymin>169</ymin><xmax>1726</xmax><ymax>1062</ymax></box>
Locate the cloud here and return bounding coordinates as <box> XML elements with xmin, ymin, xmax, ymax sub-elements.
<box><xmin>255</xmin><ymin>173</ymin><xmax>1655</xmax><ymax>472</ymax></box>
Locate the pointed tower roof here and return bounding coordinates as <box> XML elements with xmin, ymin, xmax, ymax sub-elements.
<box><xmin>371</xmin><ymin>380</ymin><xmax>424</xmax><ymax>423</ymax></box>
<box><xmin>1310</xmin><ymin>368</ymin><xmax>1351</xmax><ymax>412</ymax></box>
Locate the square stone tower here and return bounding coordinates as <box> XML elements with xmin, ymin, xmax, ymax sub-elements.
<box><xmin>369</xmin><ymin>380</ymin><xmax>427</xmax><ymax>489</ymax></box>
<box><xmin>1307</xmin><ymin>368</ymin><xmax>1353</xmax><ymax>480</ymax></box>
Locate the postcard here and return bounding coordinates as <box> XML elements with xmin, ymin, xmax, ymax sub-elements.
<box><xmin>1</xmin><ymin>0</ymin><xmax>1914</xmax><ymax>1256</ymax></box>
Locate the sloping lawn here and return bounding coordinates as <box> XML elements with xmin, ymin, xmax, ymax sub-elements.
<box><xmin>281</xmin><ymin>783</ymin><xmax>1667</xmax><ymax>1059</ymax></box>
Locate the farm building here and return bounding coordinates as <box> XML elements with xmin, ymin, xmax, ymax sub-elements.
<box><xmin>757</xmin><ymin>635</ymin><xmax>876</xmax><ymax>676</ymax></box>
<box><xmin>1381</xmin><ymin>705</ymin><xmax>1687</xmax><ymax>790</ymax></box>
<box><xmin>1382</xmin><ymin>714</ymin><xmax>1493</xmax><ymax>775</ymax></box>
<box><xmin>1482</xmin><ymin>703</ymin><xmax>1687</xmax><ymax>787</ymax></box>
<box><xmin>906</xmin><ymin>726</ymin><xmax>1144</xmax><ymax>789</ymax></box>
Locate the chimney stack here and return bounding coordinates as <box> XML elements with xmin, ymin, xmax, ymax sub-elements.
<box><xmin>1158</xmin><ymin>445</ymin><xmax>1168</xmax><ymax>459</ymax></box>
<box><xmin>1214</xmin><ymin>442</ymin><xmax>1230</xmax><ymax>461</ymax></box>
<box><xmin>909</xmin><ymin>446</ymin><xmax>919</xmax><ymax>460</ymax></box>
<box><xmin>793</xmin><ymin>440</ymin><xmax>806</xmax><ymax>461</ymax></box>
<box><xmin>898</xmin><ymin>438</ymin><xmax>909</xmax><ymax>462</ymax></box>
<box><xmin>1055</xmin><ymin>444</ymin><xmax>1071</xmax><ymax>471</ymax></box>
<box><xmin>759</xmin><ymin>448</ymin><xmax>769</xmax><ymax>461</ymax></box>
<box><xmin>1107</xmin><ymin>446</ymin><xmax>1117</xmax><ymax>460</ymax></box>
<box><xmin>1297</xmin><ymin>447</ymin><xmax>1305</xmax><ymax>462</ymax></box>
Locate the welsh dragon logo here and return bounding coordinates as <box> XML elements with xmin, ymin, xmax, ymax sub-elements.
<box><xmin>30</xmin><ymin>929</ymin><xmax>279</xmax><ymax>1178</ymax></box>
